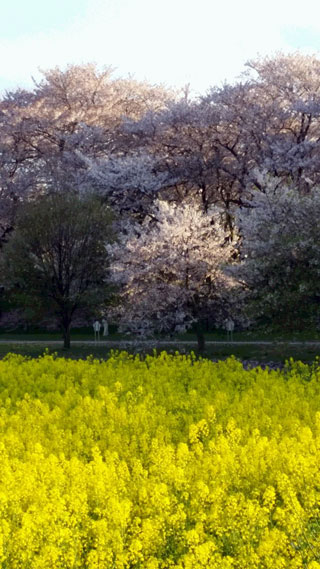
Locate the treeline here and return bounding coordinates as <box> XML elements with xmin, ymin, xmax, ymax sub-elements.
<box><xmin>1</xmin><ymin>53</ymin><xmax>320</xmax><ymax>345</ymax></box>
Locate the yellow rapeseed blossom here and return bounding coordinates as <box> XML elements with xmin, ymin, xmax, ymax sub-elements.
<box><xmin>0</xmin><ymin>351</ymin><xmax>320</xmax><ymax>566</ymax></box>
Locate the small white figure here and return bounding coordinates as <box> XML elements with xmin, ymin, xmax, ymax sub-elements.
<box><xmin>102</xmin><ymin>318</ymin><xmax>109</xmax><ymax>337</ymax></box>
<box><xmin>93</xmin><ymin>320</ymin><xmax>101</xmax><ymax>343</ymax></box>
<box><xmin>225</xmin><ymin>318</ymin><xmax>234</xmax><ymax>341</ymax></box>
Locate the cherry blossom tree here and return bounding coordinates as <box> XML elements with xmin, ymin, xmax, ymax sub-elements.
<box><xmin>0</xmin><ymin>65</ymin><xmax>173</xmax><ymax>243</ymax></box>
<box><xmin>4</xmin><ymin>53</ymin><xmax>320</xmax><ymax>244</ymax></box>
<box><xmin>88</xmin><ymin>53</ymin><xmax>320</xmax><ymax>228</ymax></box>
<box><xmin>3</xmin><ymin>53</ymin><xmax>320</xmax><ymax>336</ymax></box>
<box><xmin>83</xmin><ymin>151</ymin><xmax>180</xmax><ymax>218</ymax></box>
<box><xmin>107</xmin><ymin>200</ymin><xmax>238</xmax><ymax>351</ymax></box>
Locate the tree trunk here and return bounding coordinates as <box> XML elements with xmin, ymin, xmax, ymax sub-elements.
<box><xmin>61</xmin><ymin>320</ymin><xmax>71</xmax><ymax>349</ymax></box>
<box><xmin>196</xmin><ymin>323</ymin><xmax>205</xmax><ymax>354</ymax></box>
<box><xmin>62</xmin><ymin>326</ymin><xmax>71</xmax><ymax>349</ymax></box>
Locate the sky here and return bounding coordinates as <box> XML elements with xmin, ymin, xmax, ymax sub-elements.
<box><xmin>2</xmin><ymin>0</ymin><xmax>320</xmax><ymax>96</ymax></box>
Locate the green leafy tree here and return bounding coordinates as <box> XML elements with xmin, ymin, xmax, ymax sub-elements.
<box><xmin>233</xmin><ymin>177</ymin><xmax>320</xmax><ymax>330</ymax></box>
<box><xmin>1</xmin><ymin>192</ymin><xmax>113</xmax><ymax>347</ymax></box>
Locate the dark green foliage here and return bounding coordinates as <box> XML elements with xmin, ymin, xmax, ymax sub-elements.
<box><xmin>1</xmin><ymin>192</ymin><xmax>114</xmax><ymax>347</ymax></box>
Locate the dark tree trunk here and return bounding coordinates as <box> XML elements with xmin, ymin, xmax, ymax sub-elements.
<box><xmin>61</xmin><ymin>315</ymin><xmax>72</xmax><ymax>349</ymax></box>
<box><xmin>62</xmin><ymin>325</ymin><xmax>71</xmax><ymax>349</ymax></box>
<box><xmin>196</xmin><ymin>322</ymin><xmax>205</xmax><ymax>354</ymax></box>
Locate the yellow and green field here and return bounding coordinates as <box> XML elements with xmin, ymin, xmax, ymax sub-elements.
<box><xmin>0</xmin><ymin>352</ymin><xmax>320</xmax><ymax>568</ymax></box>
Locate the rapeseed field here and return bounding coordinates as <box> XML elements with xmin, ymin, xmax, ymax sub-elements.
<box><xmin>0</xmin><ymin>351</ymin><xmax>320</xmax><ymax>568</ymax></box>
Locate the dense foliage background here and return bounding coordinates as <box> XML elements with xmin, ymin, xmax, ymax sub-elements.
<box><xmin>2</xmin><ymin>53</ymin><xmax>320</xmax><ymax>338</ymax></box>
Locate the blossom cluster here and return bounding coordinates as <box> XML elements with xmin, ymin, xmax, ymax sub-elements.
<box><xmin>107</xmin><ymin>200</ymin><xmax>238</xmax><ymax>336</ymax></box>
<box><xmin>0</xmin><ymin>352</ymin><xmax>320</xmax><ymax>567</ymax></box>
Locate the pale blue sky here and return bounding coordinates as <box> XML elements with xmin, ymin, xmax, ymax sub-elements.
<box><xmin>2</xmin><ymin>0</ymin><xmax>320</xmax><ymax>95</ymax></box>
<box><xmin>1</xmin><ymin>0</ymin><xmax>88</xmax><ymax>39</ymax></box>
